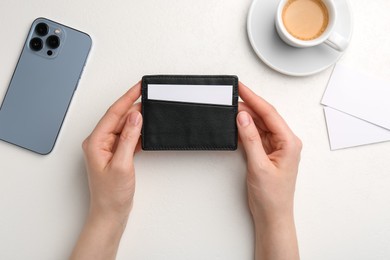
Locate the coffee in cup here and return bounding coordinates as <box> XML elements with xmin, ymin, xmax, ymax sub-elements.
<box><xmin>282</xmin><ymin>0</ymin><xmax>328</xmax><ymax>41</ymax></box>
<box><xmin>275</xmin><ymin>0</ymin><xmax>348</xmax><ymax>52</ymax></box>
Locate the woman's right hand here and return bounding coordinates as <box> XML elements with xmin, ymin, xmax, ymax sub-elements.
<box><xmin>236</xmin><ymin>82</ymin><xmax>302</xmax><ymax>260</ymax></box>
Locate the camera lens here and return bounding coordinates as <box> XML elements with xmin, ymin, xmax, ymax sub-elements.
<box><xmin>35</xmin><ymin>23</ymin><xmax>49</xmax><ymax>36</ymax></box>
<box><xmin>46</xmin><ymin>35</ymin><xmax>60</xmax><ymax>49</ymax></box>
<box><xmin>29</xmin><ymin>37</ymin><xmax>43</xmax><ymax>51</ymax></box>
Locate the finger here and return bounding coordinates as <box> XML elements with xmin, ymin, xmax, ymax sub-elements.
<box><xmin>239</xmin><ymin>82</ymin><xmax>294</xmax><ymax>138</ymax></box>
<box><xmin>93</xmin><ymin>82</ymin><xmax>141</xmax><ymax>136</ymax></box>
<box><xmin>135</xmin><ymin>139</ymin><xmax>142</xmax><ymax>153</ymax></box>
<box><xmin>98</xmin><ymin>102</ymin><xmax>142</xmax><ymax>150</ymax></box>
<box><xmin>89</xmin><ymin>103</ymin><xmax>142</xmax><ymax>159</ymax></box>
<box><xmin>112</xmin><ymin>102</ymin><xmax>142</xmax><ymax>136</ymax></box>
<box><xmin>111</xmin><ymin>111</ymin><xmax>143</xmax><ymax>168</ymax></box>
<box><xmin>86</xmin><ymin>94</ymin><xmax>142</xmax><ymax>163</ymax></box>
<box><xmin>238</xmin><ymin>102</ymin><xmax>268</xmax><ymax>132</ymax></box>
<box><xmin>237</xmin><ymin>111</ymin><xmax>269</xmax><ymax>166</ymax></box>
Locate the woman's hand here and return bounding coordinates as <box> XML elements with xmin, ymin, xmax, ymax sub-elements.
<box><xmin>71</xmin><ymin>82</ymin><xmax>143</xmax><ymax>260</ymax></box>
<box><xmin>237</xmin><ymin>82</ymin><xmax>302</xmax><ymax>260</ymax></box>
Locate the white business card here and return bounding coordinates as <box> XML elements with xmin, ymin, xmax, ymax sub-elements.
<box><xmin>321</xmin><ymin>64</ymin><xmax>390</xmax><ymax>149</ymax></box>
<box><xmin>324</xmin><ymin>107</ymin><xmax>390</xmax><ymax>150</ymax></box>
<box><xmin>147</xmin><ymin>84</ymin><xmax>233</xmax><ymax>106</ymax></box>
<box><xmin>322</xmin><ymin>64</ymin><xmax>390</xmax><ymax>130</ymax></box>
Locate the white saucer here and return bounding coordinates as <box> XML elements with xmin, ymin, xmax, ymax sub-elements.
<box><xmin>247</xmin><ymin>0</ymin><xmax>353</xmax><ymax>76</ymax></box>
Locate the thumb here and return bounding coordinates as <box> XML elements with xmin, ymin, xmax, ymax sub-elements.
<box><xmin>111</xmin><ymin>111</ymin><xmax>143</xmax><ymax>166</ymax></box>
<box><xmin>237</xmin><ymin>111</ymin><xmax>268</xmax><ymax>165</ymax></box>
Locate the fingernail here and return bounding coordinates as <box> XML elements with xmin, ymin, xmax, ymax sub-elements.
<box><xmin>129</xmin><ymin>112</ymin><xmax>141</xmax><ymax>126</ymax></box>
<box><xmin>238</xmin><ymin>112</ymin><xmax>250</xmax><ymax>127</ymax></box>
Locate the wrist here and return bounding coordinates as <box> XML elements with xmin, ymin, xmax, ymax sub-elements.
<box><xmin>89</xmin><ymin>198</ymin><xmax>133</xmax><ymax>227</ymax></box>
<box><xmin>253</xmin><ymin>208</ymin><xmax>295</xmax><ymax>231</ymax></box>
<box><xmin>253</xmin><ymin>213</ymin><xmax>299</xmax><ymax>260</ymax></box>
<box><xmin>254</xmin><ymin>213</ymin><xmax>295</xmax><ymax>233</ymax></box>
<box><xmin>71</xmin><ymin>208</ymin><xmax>130</xmax><ymax>260</ymax></box>
<box><xmin>87</xmin><ymin>207</ymin><xmax>130</xmax><ymax>235</ymax></box>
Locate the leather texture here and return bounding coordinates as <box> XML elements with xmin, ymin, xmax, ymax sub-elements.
<box><xmin>141</xmin><ymin>75</ymin><xmax>238</xmax><ymax>150</ymax></box>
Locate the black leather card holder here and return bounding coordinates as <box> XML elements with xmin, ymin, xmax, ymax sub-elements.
<box><xmin>141</xmin><ymin>75</ymin><xmax>238</xmax><ymax>150</ymax></box>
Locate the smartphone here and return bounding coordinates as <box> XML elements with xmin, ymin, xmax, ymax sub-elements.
<box><xmin>0</xmin><ymin>18</ymin><xmax>92</xmax><ymax>154</ymax></box>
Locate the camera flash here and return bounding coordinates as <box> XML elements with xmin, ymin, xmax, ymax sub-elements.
<box><xmin>54</xmin><ymin>29</ymin><xmax>61</xmax><ymax>34</ymax></box>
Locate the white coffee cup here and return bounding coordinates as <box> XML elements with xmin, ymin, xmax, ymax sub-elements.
<box><xmin>275</xmin><ymin>0</ymin><xmax>348</xmax><ymax>52</ymax></box>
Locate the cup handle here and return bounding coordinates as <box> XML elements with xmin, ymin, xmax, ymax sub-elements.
<box><xmin>325</xmin><ymin>32</ymin><xmax>349</xmax><ymax>52</ymax></box>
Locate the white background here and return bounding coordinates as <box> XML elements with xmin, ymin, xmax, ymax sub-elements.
<box><xmin>1</xmin><ymin>0</ymin><xmax>390</xmax><ymax>259</ymax></box>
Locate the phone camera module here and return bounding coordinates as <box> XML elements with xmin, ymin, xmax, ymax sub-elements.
<box><xmin>35</xmin><ymin>23</ymin><xmax>49</xmax><ymax>36</ymax></box>
<box><xmin>46</xmin><ymin>35</ymin><xmax>60</xmax><ymax>49</ymax></box>
<box><xmin>29</xmin><ymin>37</ymin><xmax>43</xmax><ymax>51</ymax></box>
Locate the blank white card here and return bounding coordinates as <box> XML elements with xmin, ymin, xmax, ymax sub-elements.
<box><xmin>322</xmin><ymin>64</ymin><xmax>390</xmax><ymax>130</ymax></box>
<box><xmin>147</xmin><ymin>84</ymin><xmax>233</xmax><ymax>106</ymax></box>
<box><xmin>321</xmin><ymin>64</ymin><xmax>390</xmax><ymax>149</ymax></box>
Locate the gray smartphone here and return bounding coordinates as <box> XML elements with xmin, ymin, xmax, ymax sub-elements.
<box><xmin>0</xmin><ymin>18</ymin><xmax>92</xmax><ymax>154</ymax></box>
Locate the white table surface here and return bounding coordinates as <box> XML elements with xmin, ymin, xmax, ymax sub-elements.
<box><xmin>1</xmin><ymin>0</ymin><xmax>390</xmax><ymax>259</ymax></box>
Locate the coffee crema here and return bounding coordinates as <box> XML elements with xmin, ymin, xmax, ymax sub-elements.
<box><xmin>282</xmin><ymin>0</ymin><xmax>329</xmax><ymax>41</ymax></box>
